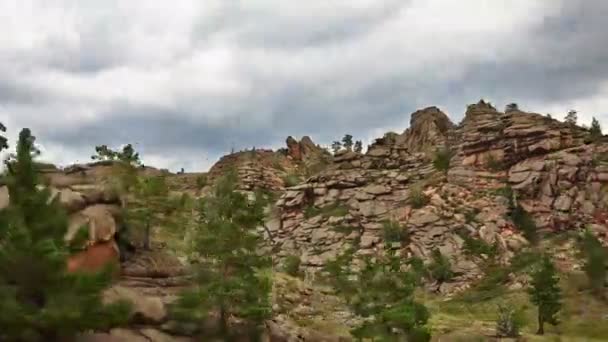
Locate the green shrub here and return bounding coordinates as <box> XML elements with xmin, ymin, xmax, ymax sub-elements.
<box><xmin>304</xmin><ymin>205</ymin><xmax>322</xmax><ymax>219</ymax></box>
<box><xmin>433</xmin><ymin>148</ymin><xmax>454</xmax><ymax>172</ymax></box>
<box><xmin>409</xmin><ymin>186</ymin><xmax>429</xmax><ymax>209</ymax></box>
<box><xmin>195</xmin><ymin>175</ymin><xmax>208</xmax><ymax>188</ymax></box>
<box><xmin>428</xmin><ymin>249</ymin><xmax>454</xmax><ymax>283</ymax></box>
<box><xmin>456</xmin><ymin>250</ymin><xmax>539</xmax><ymax>303</ymax></box>
<box><xmin>303</xmin><ymin>203</ymin><xmax>349</xmax><ymax>219</ymax></box>
<box><xmin>496</xmin><ymin>303</ymin><xmax>524</xmax><ymax>337</ymax></box>
<box><xmin>485</xmin><ymin>153</ymin><xmax>505</xmax><ymax>171</ymax></box>
<box><xmin>461</xmin><ymin>234</ymin><xmax>499</xmax><ymax>258</ymax></box>
<box><xmin>321</xmin><ymin>202</ymin><xmax>350</xmax><ymax>218</ymax></box>
<box><xmin>332</xmin><ymin>225</ymin><xmax>358</xmax><ymax>234</ymax></box>
<box><xmin>511</xmin><ymin>204</ymin><xmax>538</xmax><ymax>244</ymax></box>
<box><xmin>579</xmin><ymin>230</ymin><xmax>608</xmax><ymax>296</ymax></box>
<box><xmin>494</xmin><ymin>185</ymin><xmax>514</xmax><ymax>204</ymax></box>
<box><xmin>283</xmin><ymin>255</ymin><xmax>302</xmax><ymax>277</ymax></box>
<box><xmin>382</xmin><ymin>220</ymin><xmax>408</xmax><ymax>243</ymax></box>
<box><xmin>282</xmin><ymin>174</ymin><xmax>302</xmax><ymax>187</ymax></box>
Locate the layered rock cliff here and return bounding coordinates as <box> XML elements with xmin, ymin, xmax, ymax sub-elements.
<box><xmin>271</xmin><ymin>101</ymin><xmax>608</xmax><ymax>296</ymax></box>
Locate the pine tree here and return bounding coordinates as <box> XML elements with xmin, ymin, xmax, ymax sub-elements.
<box><xmin>0</xmin><ymin>129</ymin><xmax>130</xmax><ymax>341</ymax></box>
<box><xmin>579</xmin><ymin>230</ymin><xmax>607</xmax><ymax>297</ymax></box>
<box><xmin>528</xmin><ymin>255</ymin><xmax>562</xmax><ymax>335</ymax></box>
<box><xmin>0</xmin><ymin>122</ymin><xmax>7</xmax><ymax>152</ymax></box>
<box><xmin>324</xmin><ymin>250</ymin><xmax>431</xmax><ymax>341</ymax></box>
<box><xmin>172</xmin><ymin>170</ymin><xmax>272</xmax><ymax>340</ymax></box>
<box><xmin>331</xmin><ymin>141</ymin><xmax>342</xmax><ymax>154</ymax></box>
<box><xmin>91</xmin><ymin>144</ymin><xmax>141</xmax><ymax>196</ymax></box>
<box><xmin>564</xmin><ymin>110</ymin><xmax>578</xmax><ymax>126</ymax></box>
<box><xmin>127</xmin><ymin>175</ymin><xmax>174</xmax><ymax>250</ymax></box>
<box><xmin>505</xmin><ymin>103</ymin><xmax>519</xmax><ymax>113</ymax></box>
<box><xmin>590</xmin><ymin>117</ymin><xmax>603</xmax><ymax>141</ymax></box>
<box><xmin>354</xmin><ymin>140</ymin><xmax>363</xmax><ymax>153</ymax></box>
<box><xmin>342</xmin><ymin>134</ymin><xmax>354</xmax><ymax>151</ymax></box>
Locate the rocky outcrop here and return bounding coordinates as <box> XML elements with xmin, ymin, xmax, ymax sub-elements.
<box><xmin>397</xmin><ymin>106</ymin><xmax>454</xmax><ymax>153</ymax></box>
<box><xmin>452</xmin><ymin>100</ymin><xmax>586</xmax><ymax>170</ymax></box>
<box><xmin>270</xmin><ymin>101</ymin><xmax>607</xmax><ymax>295</ymax></box>
<box><xmin>286</xmin><ymin>136</ymin><xmax>324</xmax><ymax>162</ymax></box>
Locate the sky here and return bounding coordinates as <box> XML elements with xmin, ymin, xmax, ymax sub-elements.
<box><xmin>1</xmin><ymin>0</ymin><xmax>607</xmax><ymax>172</ymax></box>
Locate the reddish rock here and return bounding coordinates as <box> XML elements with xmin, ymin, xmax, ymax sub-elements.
<box><xmin>67</xmin><ymin>241</ymin><xmax>120</xmax><ymax>275</ymax></box>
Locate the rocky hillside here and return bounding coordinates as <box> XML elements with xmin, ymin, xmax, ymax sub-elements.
<box><xmin>6</xmin><ymin>101</ymin><xmax>607</xmax><ymax>341</ymax></box>
<box><xmin>271</xmin><ymin>100</ymin><xmax>608</xmax><ymax>296</ymax></box>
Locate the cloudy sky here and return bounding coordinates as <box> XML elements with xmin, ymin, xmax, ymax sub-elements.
<box><xmin>1</xmin><ymin>1</ymin><xmax>607</xmax><ymax>171</ymax></box>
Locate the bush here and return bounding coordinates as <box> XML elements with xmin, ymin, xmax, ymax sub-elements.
<box><xmin>195</xmin><ymin>175</ymin><xmax>208</xmax><ymax>188</ymax></box>
<box><xmin>496</xmin><ymin>303</ymin><xmax>523</xmax><ymax>337</ymax></box>
<box><xmin>485</xmin><ymin>153</ymin><xmax>505</xmax><ymax>171</ymax></box>
<box><xmin>579</xmin><ymin>230</ymin><xmax>607</xmax><ymax>296</ymax></box>
<box><xmin>383</xmin><ymin>220</ymin><xmax>408</xmax><ymax>243</ymax></box>
<box><xmin>332</xmin><ymin>225</ymin><xmax>358</xmax><ymax>234</ymax></box>
<box><xmin>283</xmin><ymin>255</ymin><xmax>302</xmax><ymax>277</ymax></box>
<box><xmin>461</xmin><ymin>234</ymin><xmax>499</xmax><ymax>258</ymax></box>
<box><xmin>428</xmin><ymin>249</ymin><xmax>454</xmax><ymax>283</ymax></box>
<box><xmin>409</xmin><ymin>185</ymin><xmax>430</xmax><ymax>209</ymax></box>
<box><xmin>433</xmin><ymin>148</ymin><xmax>453</xmax><ymax>172</ymax></box>
<box><xmin>511</xmin><ymin>204</ymin><xmax>538</xmax><ymax>244</ymax></box>
<box><xmin>304</xmin><ymin>205</ymin><xmax>322</xmax><ymax>219</ymax></box>
<box><xmin>282</xmin><ymin>174</ymin><xmax>302</xmax><ymax>187</ymax></box>
<box><xmin>321</xmin><ymin>202</ymin><xmax>350</xmax><ymax>218</ymax></box>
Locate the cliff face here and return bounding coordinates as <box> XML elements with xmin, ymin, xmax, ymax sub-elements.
<box><xmin>271</xmin><ymin>101</ymin><xmax>608</xmax><ymax>295</ymax></box>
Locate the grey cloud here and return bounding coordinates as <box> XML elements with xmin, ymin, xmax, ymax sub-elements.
<box><xmin>2</xmin><ymin>1</ymin><xmax>608</xmax><ymax>171</ymax></box>
<box><xmin>193</xmin><ymin>1</ymin><xmax>408</xmax><ymax>48</ymax></box>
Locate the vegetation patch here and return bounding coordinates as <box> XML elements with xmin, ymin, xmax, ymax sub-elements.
<box><xmin>409</xmin><ymin>185</ymin><xmax>430</xmax><ymax>209</ymax></box>
<box><xmin>433</xmin><ymin>147</ymin><xmax>454</xmax><ymax>173</ymax></box>
<box><xmin>382</xmin><ymin>220</ymin><xmax>408</xmax><ymax>244</ymax></box>
<box><xmin>282</xmin><ymin>173</ymin><xmax>303</xmax><ymax>187</ymax></box>
<box><xmin>304</xmin><ymin>202</ymin><xmax>351</xmax><ymax>219</ymax></box>
<box><xmin>282</xmin><ymin>255</ymin><xmax>302</xmax><ymax>278</ymax></box>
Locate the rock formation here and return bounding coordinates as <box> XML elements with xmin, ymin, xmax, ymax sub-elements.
<box><xmin>271</xmin><ymin>101</ymin><xmax>608</xmax><ymax>296</ymax></box>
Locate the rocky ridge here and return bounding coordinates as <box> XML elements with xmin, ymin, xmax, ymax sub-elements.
<box><xmin>271</xmin><ymin>101</ymin><xmax>608</xmax><ymax>296</ymax></box>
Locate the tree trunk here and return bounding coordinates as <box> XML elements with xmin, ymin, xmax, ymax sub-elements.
<box><xmin>219</xmin><ymin>305</ymin><xmax>229</xmax><ymax>339</ymax></box>
<box><xmin>143</xmin><ymin>220</ymin><xmax>150</xmax><ymax>250</ymax></box>
<box><xmin>537</xmin><ymin>313</ymin><xmax>544</xmax><ymax>335</ymax></box>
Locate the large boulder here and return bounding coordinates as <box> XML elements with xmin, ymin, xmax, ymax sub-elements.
<box><xmin>67</xmin><ymin>204</ymin><xmax>119</xmax><ymax>243</ymax></box>
<box><xmin>67</xmin><ymin>240</ymin><xmax>120</xmax><ymax>274</ymax></box>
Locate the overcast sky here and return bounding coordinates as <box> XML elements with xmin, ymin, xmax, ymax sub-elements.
<box><xmin>1</xmin><ymin>1</ymin><xmax>607</xmax><ymax>171</ymax></box>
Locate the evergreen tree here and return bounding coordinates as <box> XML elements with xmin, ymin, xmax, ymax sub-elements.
<box><xmin>172</xmin><ymin>170</ymin><xmax>272</xmax><ymax>340</ymax></box>
<box><xmin>91</xmin><ymin>144</ymin><xmax>141</xmax><ymax>197</ymax></box>
<box><xmin>528</xmin><ymin>255</ymin><xmax>562</xmax><ymax>335</ymax></box>
<box><xmin>354</xmin><ymin>140</ymin><xmax>363</xmax><ymax>153</ymax></box>
<box><xmin>331</xmin><ymin>141</ymin><xmax>342</xmax><ymax>154</ymax></box>
<box><xmin>127</xmin><ymin>175</ymin><xmax>175</xmax><ymax>250</ymax></box>
<box><xmin>510</xmin><ymin>204</ymin><xmax>538</xmax><ymax>245</ymax></box>
<box><xmin>427</xmin><ymin>249</ymin><xmax>454</xmax><ymax>284</ymax></box>
<box><xmin>324</xmin><ymin>250</ymin><xmax>431</xmax><ymax>341</ymax></box>
<box><xmin>590</xmin><ymin>117</ymin><xmax>603</xmax><ymax>141</ymax></box>
<box><xmin>0</xmin><ymin>122</ymin><xmax>7</xmax><ymax>152</ymax></box>
<box><xmin>342</xmin><ymin>134</ymin><xmax>354</xmax><ymax>151</ymax></box>
<box><xmin>564</xmin><ymin>110</ymin><xmax>578</xmax><ymax>126</ymax></box>
<box><xmin>505</xmin><ymin>103</ymin><xmax>519</xmax><ymax>113</ymax></box>
<box><xmin>579</xmin><ymin>230</ymin><xmax>607</xmax><ymax>297</ymax></box>
<box><xmin>0</xmin><ymin>129</ymin><xmax>130</xmax><ymax>341</ymax></box>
